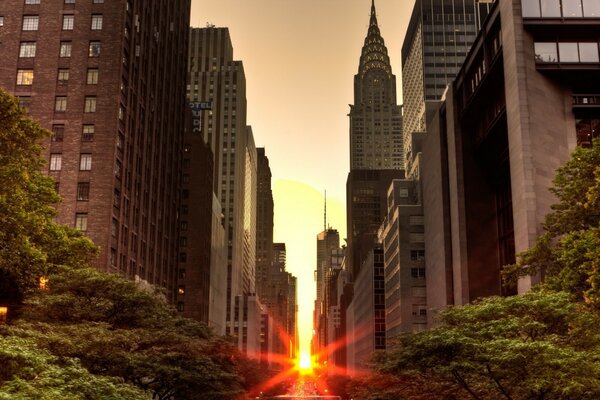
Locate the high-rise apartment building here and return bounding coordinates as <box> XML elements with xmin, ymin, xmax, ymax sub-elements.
<box><xmin>422</xmin><ymin>0</ymin><xmax>600</xmax><ymax>314</ymax></box>
<box><xmin>0</xmin><ymin>0</ymin><xmax>191</xmax><ymax>299</ymax></box>
<box><xmin>402</xmin><ymin>0</ymin><xmax>493</xmax><ymax>176</ymax></box>
<box><xmin>187</xmin><ymin>27</ymin><xmax>257</xmax><ymax>337</ymax></box>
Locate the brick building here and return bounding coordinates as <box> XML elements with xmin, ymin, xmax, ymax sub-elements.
<box><xmin>0</xmin><ymin>0</ymin><xmax>191</xmax><ymax>300</ymax></box>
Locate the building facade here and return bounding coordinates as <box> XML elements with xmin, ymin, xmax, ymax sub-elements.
<box><xmin>402</xmin><ymin>0</ymin><xmax>494</xmax><ymax>176</ymax></box>
<box><xmin>379</xmin><ymin>180</ymin><xmax>426</xmax><ymax>338</ymax></box>
<box><xmin>423</xmin><ymin>0</ymin><xmax>600</xmax><ymax>315</ymax></box>
<box><xmin>187</xmin><ymin>27</ymin><xmax>257</xmax><ymax>337</ymax></box>
<box><xmin>0</xmin><ymin>0</ymin><xmax>191</xmax><ymax>300</ymax></box>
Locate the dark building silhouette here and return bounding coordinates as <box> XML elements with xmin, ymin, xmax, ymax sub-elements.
<box><xmin>422</xmin><ymin>0</ymin><xmax>600</xmax><ymax>316</ymax></box>
<box><xmin>187</xmin><ymin>28</ymin><xmax>257</xmax><ymax>338</ymax></box>
<box><xmin>0</xmin><ymin>0</ymin><xmax>191</xmax><ymax>300</ymax></box>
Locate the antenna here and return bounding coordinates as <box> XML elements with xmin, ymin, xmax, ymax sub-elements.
<box><xmin>324</xmin><ymin>190</ymin><xmax>327</xmax><ymax>232</ymax></box>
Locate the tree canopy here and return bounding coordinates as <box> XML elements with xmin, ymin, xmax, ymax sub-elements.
<box><xmin>0</xmin><ymin>88</ymin><xmax>97</xmax><ymax>306</ymax></box>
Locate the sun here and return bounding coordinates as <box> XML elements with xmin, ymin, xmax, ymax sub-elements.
<box><xmin>297</xmin><ymin>353</ymin><xmax>312</xmax><ymax>374</ymax></box>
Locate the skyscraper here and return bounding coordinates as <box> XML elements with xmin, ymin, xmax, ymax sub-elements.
<box><xmin>255</xmin><ymin>148</ymin><xmax>274</xmax><ymax>298</ymax></box>
<box><xmin>0</xmin><ymin>0</ymin><xmax>191</xmax><ymax>299</ymax></box>
<box><xmin>347</xmin><ymin>1</ymin><xmax>405</xmax><ymax>281</ymax></box>
<box><xmin>349</xmin><ymin>0</ymin><xmax>403</xmax><ymax>170</ymax></box>
<box><xmin>402</xmin><ymin>0</ymin><xmax>493</xmax><ymax>176</ymax></box>
<box><xmin>187</xmin><ymin>27</ymin><xmax>257</xmax><ymax>339</ymax></box>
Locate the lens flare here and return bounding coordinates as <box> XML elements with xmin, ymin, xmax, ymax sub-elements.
<box><xmin>299</xmin><ymin>354</ymin><xmax>311</xmax><ymax>370</ymax></box>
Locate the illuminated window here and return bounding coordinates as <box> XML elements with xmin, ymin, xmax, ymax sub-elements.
<box><xmin>82</xmin><ymin>125</ymin><xmax>94</xmax><ymax>142</ymax></box>
<box><xmin>178</xmin><ymin>286</ymin><xmax>185</xmax><ymax>295</ymax></box>
<box><xmin>88</xmin><ymin>41</ymin><xmax>101</xmax><ymax>57</ymax></box>
<box><xmin>16</xmin><ymin>69</ymin><xmax>34</xmax><ymax>85</ymax></box>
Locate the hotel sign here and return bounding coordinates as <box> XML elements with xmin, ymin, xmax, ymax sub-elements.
<box><xmin>189</xmin><ymin>102</ymin><xmax>212</xmax><ymax>134</ymax></box>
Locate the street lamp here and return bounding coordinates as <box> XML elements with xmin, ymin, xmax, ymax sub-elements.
<box><xmin>0</xmin><ymin>306</ymin><xmax>8</xmax><ymax>324</ymax></box>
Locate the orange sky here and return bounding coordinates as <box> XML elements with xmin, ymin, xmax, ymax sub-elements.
<box><xmin>190</xmin><ymin>0</ymin><xmax>413</xmax><ymax>356</ymax></box>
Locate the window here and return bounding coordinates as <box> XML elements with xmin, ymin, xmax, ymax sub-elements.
<box><xmin>177</xmin><ymin>302</ymin><xmax>184</xmax><ymax>312</ymax></box>
<box><xmin>412</xmin><ymin>287</ymin><xmax>427</xmax><ymax>298</ymax></box>
<box><xmin>84</xmin><ymin>96</ymin><xmax>96</xmax><ymax>113</ymax></box>
<box><xmin>583</xmin><ymin>0</ymin><xmax>600</xmax><ymax>17</ymax></box>
<box><xmin>409</xmin><ymin>215</ymin><xmax>425</xmax><ymax>225</ymax></box>
<box><xmin>88</xmin><ymin>41</ymin><xmax>101</xmax><ymax>57</ymax></box>
<box><xmin>93</xmin><ymin>0</ymin><xmax>105</xmax><ymax>3</ymax></box>
<box><xmin>82</xmin><ymin>125</ymin><xmax>94</xmax><ymax>141</ymax></box>
<box><xmin>86</xmin><ymin>69</ymin><xmax>98</xmax><ymax>84</ymax></box>
<box><xmin>19</xmin><ymin>42</ymin><xmax>37</xmax><ymax>58</ymax></box>
<box><xmin>111</xmin><ymin>218</ymin><xmax>118</xmax><ymax>237</ymax></box>
<box><xmin>0</xmin><ymin>16</ymin><xmax>4</xmax><ymax>27</ymax></box>
<box><xmin>578</xmin><ymin>43</ymin><xmax>600</xmax><ymax>63</ymax></box>
<box><xmin>410</xmin><ymin>233</ymin><xmax>425</xmax><ymax>243</ymax></box>
<box><xmin>534</xmin><ymin>42</ymin><xmax>558</xmax><ymax>62</ymax></box>
<box><xmin>178</xmin><ymin>286</ymin><xmax>185</xmax><ymax>295</ymax></box>
<box><xmin>62</xmin><ymin>15</ymin><xmax>74</xmax><ymax>30</ymax></box>
<box><xmin>51</xmin><ymin>125</ymin><xmax>64</xmax><ymax>142</ymax></box>
<box><xmin>559</xmin><ymin>42</ymin><xmax>580</xmax><ymax>62</ymax></box>
<box><xmin>540</xmin><ymin>0</ymin><xmax>562</xmax><ymax>17</ymax></box>
<box><xmin>91</xmin><ymin>14</ymin><xmax>102</xmax><ymax>30</ymax></box>
<box><xmin>55</xmin><ymin>96</ymin><xmax>67</xmax><ymax>112</ymax></box>
<box><xmin>75</xmin><ymin>213</ymin><xmax>88</xmax><ymax>231</ymax></box>
<box><xmin>57</xmin><ymin>69</ymin><xmax>69</xmax><ymax>83</ymax></box>
<box><xmin>22</xmin><ymin>16</ymin><xmax>39</xmax><ymax>31</ymax></box>
<box><xmin>399</xmin><ymin>188</ymin><xmax>409</xmax><ymax>198</ymax></box>
<box><xmin>410</xmin><ymin>250</ymin><xmax>426</xmax><ymax>261</ymax></box>
<box><xmin>64</xmin><ymin>0</ymin><xmax>75</xmax><ymax>3</ymax></box>
<box><xmin>60</xmin><ymin>42</ymin><xmax>72</xmax><ymax>57</ymax></box>
<box><xmin>80</xmin><ymin>154</ymin><xmax>92</xmax><ymax>170</ymax></box>
<box><xmin>49</xmin><ymin>154</ymin><xmax>62</xmax><ymax>171</ymax></box>
<box><xmin>77</xmin><ymin>182</ymin><xmax>90</xmax><ymax>201</ymax></box>
<box><xmin>16</xmin><ymin>69</ymin><xmax>34</xmax><ymax>85</ymax></box>
<box><xmin>411</xmin><ymin>268</ymin><xmax>426</xmax><ymax>278</ymax></box>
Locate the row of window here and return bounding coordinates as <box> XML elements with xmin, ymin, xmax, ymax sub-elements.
<box><xmin>22</xmin><ymin>14</ymin><xmax>103</xmax><ymax>31</ymax></box>
<box><xmin>51</xmin><ymin>124</ymin><xmax>95</xmax><ymax>142</ymax></box>
<box><xmin>522</xmin><ymin>0</ymin><xmax>600</xmax><ymax>18</ymax></box>
<box><xmin>25</xmin><ymin>0</ymin><xmax>105</xmax><ymax>3</ymax></box>
<box><xmin>535</xmin><ymin>42</ymin><xmax>600</xmax><ymax>63</ymax></box>
<box><xmin>48</xmin><ymin>95</ymin><xmax>99</xmax><ymax>112</ymax></box>
<box><xmin>19</xmin><ymin>40</ymin><xmax>101</xmax><ymax>59</ymax></box>
<box><xmin>17</xmin><ymin>68</ymin><xmax>99</xmax><ymax>86</ymax></box>
<box><xmin>49</xmin><ymin>153</ymin><xmax>92</xmax><ymax>171</ymax></box>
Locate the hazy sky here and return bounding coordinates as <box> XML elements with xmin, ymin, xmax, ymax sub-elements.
<box><xmin>190</xmin><ymin>0</ymin><xmax>413</xmax><ymax>356</ymax></box>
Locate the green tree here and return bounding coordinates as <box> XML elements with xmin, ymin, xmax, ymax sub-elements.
<box><xmin>11</xmin><ymin>266</ymin><xmax>246</xmax><ymax>400</ymax></box>
<box><xmin>504</xmin><ymin>140</ymin><xmax>600</xmax><ymax>306</ymax></box>
<box><xmin>378</xmin><ymin>290</ymin><xmax>600</xmax><ymax>400</ymax></box>
<box><xmin>0</xmin><ymin>88</ymin><xmax>97</xmax><ymax>305</ymax></box>
<box><xmin>0</xmin><ymin>334</ymin><xmax>148</xmax><ymax>399</ymax></box>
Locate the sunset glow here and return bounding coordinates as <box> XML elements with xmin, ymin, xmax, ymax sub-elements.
<box><xmin>298</xmin><ymin>354</ymin><xmax>312</xmax><ymax>373</ymax></box>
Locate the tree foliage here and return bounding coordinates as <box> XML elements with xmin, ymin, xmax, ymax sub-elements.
<box><xmin>378</xmin><ymin>290</ymin><xmax>600</xmax><ymax>400</ymax></box>
<box><xmin>504</xmin><ymin>140</ymin><xmax>600</xmax><ymax>306</ymax></box>
<box><xmin>6</xmin><ymin>266</ymin><xmax>247</xmax><ymax>400</ymax></box>
<box><xmin>0</xmin><ymin>334</ymin><xmax>148</xmax><ymax>399</ymax></box>
<box><xmin>0</xmin><ymin>88</ymin><xmax>97</xmax><ymax>303</ymax></box>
